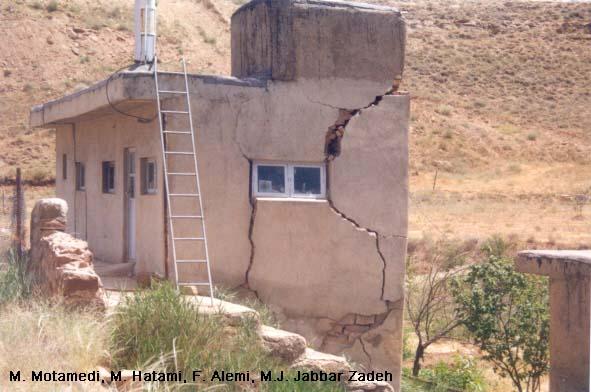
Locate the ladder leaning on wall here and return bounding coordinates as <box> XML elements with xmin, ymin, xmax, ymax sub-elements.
<box><xmin>153</xmin><ymin>57</ymin><xmax>214</xmax><ymax>304</ymax></box>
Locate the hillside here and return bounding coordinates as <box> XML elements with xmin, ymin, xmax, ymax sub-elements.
<box><xmin>1</xmin><ymin>0</ymin><xmax>590</xmax><ymax>245</ymax></box>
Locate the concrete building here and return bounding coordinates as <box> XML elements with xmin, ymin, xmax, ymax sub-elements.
<box><xmin>30</xmin><ymin>0</ymin><xmax>409</xmax><ymax>387</ymax></box>
<box><xmin>517</xmin><ymin>250</ymin><xmax>591</xmax><ymax>392</ymax></box>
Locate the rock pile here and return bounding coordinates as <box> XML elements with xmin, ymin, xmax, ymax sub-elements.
<box><xmin>29</xmin><ymin>198</ymin><xmax>106</xmax><ymax>309</ymax></box>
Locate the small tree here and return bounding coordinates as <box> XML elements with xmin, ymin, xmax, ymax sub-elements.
<box><xmin>406</xmin><ymin>241</ymin><xmax>468</xmax><ymax>376</ymax></box>
<box><xmin>452</xmin><ymin>256</ymin><xmax>549</xmax><ymax>392</ymax></box>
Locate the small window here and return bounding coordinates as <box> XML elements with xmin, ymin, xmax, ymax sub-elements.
<box><xmin>253</xmin><ymin>162</ymin><xmax>325</xmax><ymax>199</ymax></box>
<box><xmin>255</xmin><ymin>164</ymin><xmax>287</xmax><ymax>196</ymax></box>
<box><xmin>102</xmin><ymin>161</ymin><xmax>115</xmax><ymax>194</ymax></box>
<box><xmin>62</xmin><ymin>154</ymin><xmax>67</xmax><ymax>180</ymax></box>
<box><xmin>140</xmin><ymin>157</ymin><xmax>157</xmax><ymax>195</ymax></box>
<box><xmin>75</xmin><ymin>162</ymin><xmax>85</xmax><ymax>191</ymax></box>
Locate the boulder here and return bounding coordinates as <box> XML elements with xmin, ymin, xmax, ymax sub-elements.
<box><xmin>346</xmin><ymin>380</ymin><xmax>395</xmax><ymax>392</ymax></box>
<box><xmin>29</xmin><ymin>198</ymin><xmax>67</xmax><ymax>273</ymax></box>
<box><xmin>292</xmin><ymin>348</ymin><xmax>351</xmax><ymax>374</ymax></box>
<box><xmin>260</xmin><ymin>325</ymin><xmax>307</xmax><ymax>362</ymax></box>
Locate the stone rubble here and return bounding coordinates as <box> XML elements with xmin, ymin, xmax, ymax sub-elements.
<box><xmin>29</xmin><ymin>198</ymin><xmax>106</xmax><ymax>309</ymax></box>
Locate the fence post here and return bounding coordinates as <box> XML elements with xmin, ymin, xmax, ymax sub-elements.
<box><xmin>13</xmin><ymin>168</ymin><xmax>24</xmax><ymax>261</ymax></box>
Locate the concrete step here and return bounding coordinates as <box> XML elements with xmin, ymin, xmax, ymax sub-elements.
<box><xmin>94</xmin><ymin>259</ymin><xmax>135</xmax><ymax>277</ymax></box>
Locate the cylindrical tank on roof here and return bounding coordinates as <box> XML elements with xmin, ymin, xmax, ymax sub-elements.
<box><xmin>134</xmin><ymin>0</ymin><xmax>157</xmax><ymax>63</ymax></box>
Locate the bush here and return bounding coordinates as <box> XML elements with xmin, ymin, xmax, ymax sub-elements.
<box><xmin>452</xmin><ymin>256</ymin><xmax>549</xmax><ymax>392</ymax></box>
<box><xmin>422</xmin><ymin>356</ymin><xmax>486</xmax><ymax>392</ymax></box>
<box><xmin>46</xmin><ymin>0</ymin><xmax>58</xmax><ymax>12</ymax></box>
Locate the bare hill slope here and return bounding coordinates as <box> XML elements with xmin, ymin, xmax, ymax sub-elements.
<box><xmin>1</xmin><ymin>0</ymin><xmax>590</xmax><ymax>243</ymax></box>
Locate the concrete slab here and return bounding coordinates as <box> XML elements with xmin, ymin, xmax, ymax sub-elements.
<box><xmin>517</xmin><ymin>250</ymin><xmax>591</xmax><ymax>277</ymax></box>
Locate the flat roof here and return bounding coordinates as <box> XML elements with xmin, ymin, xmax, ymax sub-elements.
<box><xmin>30</xmin><ymin>67</ymin><xmax>266</xmax><ymax>128</ymax></box>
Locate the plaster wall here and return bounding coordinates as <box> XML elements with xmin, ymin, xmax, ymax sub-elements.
<box><xmin>55</xmin><ymin>107</ymin><xmax>166</xmax><ymax>276</ymax></box>
<box><xmin>55</xmin><ymin>76</ymin><xmax>409</xmax><ymax>389</ymax></box>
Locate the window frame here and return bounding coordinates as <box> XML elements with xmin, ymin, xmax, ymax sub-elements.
<box><xmin>252</xmin><ymin>162</ymin><xmax>326</xmax><ymax>199</ymax></box>
<box><xmin>75</xmin><ymin>162</ymin><xmax>86</xmax><ymax>191</ymax></box>
<box><xmin>102</xmin><ymin>161</ymin><xmax>116</xmax><ymax>194</ymax></box>
<box><xmin>140</xmin><ymin>157</ymin><xmax>158</xmax><ymax>195</ymax></box>
<box><xmin>290</xmin><ymin>163</ymin><xmax>326</xmax><ymax>199</ymax></box>
<box><xmin>62</xmin><ymin>154</ymin><xmax>67</xmax><ymax>180</ymax></box>
<box><xmin>252</xmin><ymin>162</ymin><xmax>289</xmax><ymax>198</ymax></box>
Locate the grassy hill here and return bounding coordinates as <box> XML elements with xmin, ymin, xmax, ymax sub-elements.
<box><xmin>1</xmin><ymin>0</ymin><xmax>590</xmax><ymax>245</ymax></box>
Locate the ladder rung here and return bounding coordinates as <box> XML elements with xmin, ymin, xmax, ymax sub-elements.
<box><xmin>161</xmin><ymin>110</ymin><xmax>189</xmax><ymax>114</ymax></box>
<box><xmin>171</xmin><ymin>215</ymin><xmax>203</xmax><ymax>219</ymax></box>
<box><xmin>167</xmin><ymin>172</ymin><xmax>196</xmax><ymax>176</ymax></box>
<box><xmin>176</xmin><ymin>259</ymin><xmax>207</xmax><ymax>264</ymax></box>
<box><xmin>170</xmin><ymin>193</ymin><xmax>200</xmax><ymax>197</ymax></box>
<box><xmin>165</xmin><ymin>151</ymin><xmax>193</xmax><ymax>155</ymax></box>
<box><xmin>159</xmin><ymin>90</ymin><xmax>187</xmax><ymax>94</ymax></box>
<box><xmin>173</xmin><ymin>237</ymin><xmax>205</xmax><ymax>241</ymax></box>
<box><xmin>163</xmin><ymin>131</ymin><xmax>191</xmax><ymax>134</ymax></box>
<box><xmin>178</xmin><ymin>283</ymin><xmax>211</xmax><ymax>286</ymax></box>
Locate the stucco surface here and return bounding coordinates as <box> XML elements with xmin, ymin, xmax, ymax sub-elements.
<box><xmin>330</xmin><ymin>95</ymin><xmax>409</xmax><ymax>238</ymax></box>
<box><xmin>249</xmin><ymin>199</ymin><xmax>388</xmax><ymax>319</ymax></box>
<box><xmin>55</xmin><ymin>107</ymin><xmax>166</xmax><ymax>276</ymax></box>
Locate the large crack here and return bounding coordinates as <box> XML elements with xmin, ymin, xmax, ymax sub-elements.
<box><xmin>323</xmin><ymin>88</ymin><xmax>407</xmax><ymax>303</ymax></box>
<box><xmin>358</xmin><ymin>337</ymin><xmax>373</xmax><ymax>368</ymax></box>
<box><xmin>326</xmin><ymin>197</ymin><xmax>389</xmax><ymax>302</ymax></box>
<box><xmin>323</xmin><ymin>88</ymin><xmax>404</xmax><ymax>160</ymax></box>
<box><xmin>244</xmin><ymin>198</ymin><xmax>258</xmax><ymax>293</ymax></box>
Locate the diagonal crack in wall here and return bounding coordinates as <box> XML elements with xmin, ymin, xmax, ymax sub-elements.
<box><xmin>323</xmin><ymin>88</ymin><xmax>406</xmax><ymax>304</ymax></box>
<box><xmin>244</xmin><ymin>197</ymin><xmax>258</xmax><ymax>293</ymax></box>
<box><xmin>326</xmin><ymin>197</ymin><xmax>389</xmax><ymax>302</ymax></box>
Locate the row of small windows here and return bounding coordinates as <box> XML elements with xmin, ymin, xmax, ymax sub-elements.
<box><xmin>63</xmin><ymin>154</ymin><xmax>325</xmax><ymax>200</ymax></box>
<box><xmin>62</xmin><ymin>154</ymin><xmax>157</xmax><ymax>195</ymax></box>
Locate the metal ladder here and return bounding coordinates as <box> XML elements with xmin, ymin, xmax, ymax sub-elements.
<box><xmin>153</xmin><ymin>57</ymin><xmax>214</xmax><ymax>303</ymax></box>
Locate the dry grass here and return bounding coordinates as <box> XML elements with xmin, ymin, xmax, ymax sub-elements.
<box><xmin>0</xmin><ymin>301</ymin><xmax>110</xmax><ymax>391</ymax></box>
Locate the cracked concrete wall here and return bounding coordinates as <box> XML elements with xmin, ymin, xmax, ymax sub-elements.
<box><xmin>47</xmin><ymin>0</ymin><xmax>408</xmax><ymax>388</ymax></box>
<box><xmin>231</xmin><ymin>0</ymin><xmax>405</xmax><ymax>108</ymax></box>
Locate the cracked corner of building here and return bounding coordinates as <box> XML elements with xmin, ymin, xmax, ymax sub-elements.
<box><xmin>42</xmin><ymin>0</ymin><xmax>408</xmax><ymax>388</ymax></box>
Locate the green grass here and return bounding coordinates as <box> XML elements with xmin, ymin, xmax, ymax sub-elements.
<box><xmin>111</xmin><ymin>283</ymin><xmax>344</xmax><ymax>391</ymax></box>
<box><xmin>0</xmin><ymin>250</ymin><xmax>32</xmax><ymax>305</ymax></box>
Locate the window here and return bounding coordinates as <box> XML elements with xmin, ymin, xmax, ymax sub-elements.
<box><xmin>102</xmin><ymin>161</ymin><xmax>115</xmax><ymax>194</ymax></box>
<box><xmin>62</xmin><ymin>154</ymin><xmax>67</xmax><ymax>180</ymax></box>
<box><xmin>140</xmin><ymin>157</ymin><xmax>157</xmax><ymax>195</ymax></box>
<box><xmin>75</xmin><ymin>162</ymin><xmax>85</xmax><ymax>191</ymax></box>
<box><xmin>253</xmin><ymin>162</ymin><xmax>325</xmax><ymax>199</ymax></box>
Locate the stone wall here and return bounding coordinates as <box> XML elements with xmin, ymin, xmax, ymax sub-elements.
<box><xmin>29</xmin><ymin>198</ymin><xmax>106</xmax><ymax>308</ymax></box>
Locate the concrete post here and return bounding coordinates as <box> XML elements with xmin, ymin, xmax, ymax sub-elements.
<box><xmin>516</xmin><ymin>250</ymin><xmax>591</xmax><ymax>392</ymax></box>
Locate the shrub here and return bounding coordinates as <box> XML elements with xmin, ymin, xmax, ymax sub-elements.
<box><xmin>452</xmin><ymin>256</ymin><xmax>549</xmax><ymax>392</ymax></box>
<box><xmin>423</xmin><ymin>356</ymin><xmax>486</xmax><ymax>392</ymax></box>
<box><xmin>30</xmin><ymin>1</ymin><xmax>43</xmax><ymax>10</ymax></box>
<box><xmin>46</xmin><ymin>0</ymin><xmax>58</xmax><ymax>12</ymax></box>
